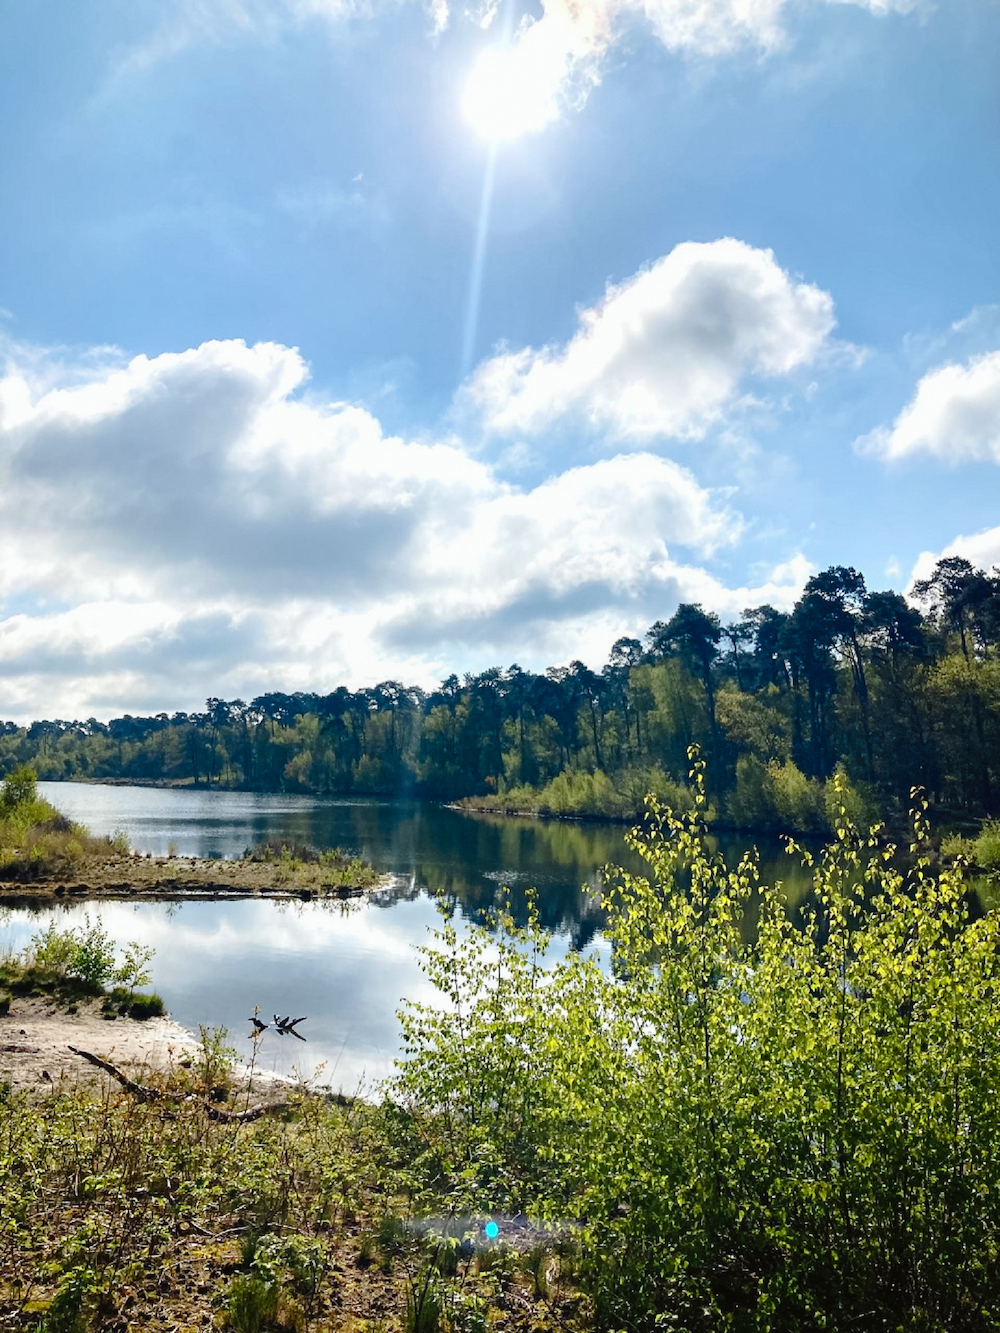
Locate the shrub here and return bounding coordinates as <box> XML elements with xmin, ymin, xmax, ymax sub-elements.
<box><xmin>728</xmin><ymin>754</ymin><xmax>874</xmax><ymax>835</ymax></box>
<box><xmin>971</xmin><ymin>818</ymin><xmax>1000</xmax><ymax>870</ymax></box>
<box><xmin>0</xmin><ymin>765</ymin><xmax>38</xmax><ymax>811</ymax></box>
<box><xmin>395</xmin><ymin>754</ymin><xmax>1000</xmax><ymax>1330</ymax></box>
<box><xmin>24</xmin><ymin>922</ymin><xmax>156</xmax><ymax>1004</ymax></box>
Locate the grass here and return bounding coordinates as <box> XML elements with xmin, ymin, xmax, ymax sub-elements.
<box><xmin>0</xmin><ymin>1075</ymin><xmax>575</xmax><ymax>1333</ymax></box>
<box><xmin>942</xmin><ymin>817</ymin><xmax>1000</xmax><ymax>870</ymax></box>
<box><xmin>242</xmin><ymin>839</ymin><xmax>377</xmax><ymax>891</ymax></box>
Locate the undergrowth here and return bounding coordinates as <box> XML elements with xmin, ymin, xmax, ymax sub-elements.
<box><xmin>0</xmin><ymin>1076</ymin><xmax>571</xmax><ymax>1333</ymax></box>
<box><xmin>396</xmin><ymin>748</ymin><xmax>1000</xmax><ymax>1331</ymax></box>
<box><xmin>0</xmin><ymin>766</ymin><xmax>131</xmax><ymax>880</ymax></box>
<box><xmin>0</xmin><ymin>919</ymin><xmax>162</xmax><ymax>1018</ymax></box>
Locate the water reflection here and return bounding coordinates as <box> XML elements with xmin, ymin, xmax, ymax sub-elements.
<box><xmin>3</xmin><ymin>784</ymin><xmax>829</xmax><ymax>1087</ymax></box>
<box><xmin>37</xmin><ymin>784</ymin><xmax>820</xmax><ymax>939</ymax></box>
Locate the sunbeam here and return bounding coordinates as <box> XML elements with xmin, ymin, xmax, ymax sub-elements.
<box><xmin>461</xmin><ymin>141</ymin><xmax>498</xmax><ymax>379</ymax></box>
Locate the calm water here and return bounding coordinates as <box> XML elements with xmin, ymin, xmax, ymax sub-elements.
<box><xmin>0</xmin><ymin>784</ymin><xmax>817</xmax><ymax>1089</ymax></box>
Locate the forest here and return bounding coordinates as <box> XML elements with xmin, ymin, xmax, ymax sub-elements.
<box><xmin>2</xmin><ymin>555</ymin><xmax>999</xmax><ymax>833</ymax></box>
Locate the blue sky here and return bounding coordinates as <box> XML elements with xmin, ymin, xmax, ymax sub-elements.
<box><xmin>1</xmin><ymin>0</ymin><xmax>999</xmax><ymax>720</ymax></box>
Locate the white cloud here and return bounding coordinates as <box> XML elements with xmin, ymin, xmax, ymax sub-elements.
<box><xmin>909</xmin><ymin>526</ymin><xmax>1000</xmax><ymax>591</ymax></box>
<box><xmin>464</xmin><ymin>239</ymin><xmax>835</xmax><ymax>441</ymax></box>
<box><xmin>0</xmin><ymin>333</ymin><xmax>808</xmax><ymax>720</ymax></box>
<box><xmin>113</xmin><ymin>0</ymin><xmax>373</xmax><ymax>77</ymax></box>
<box><xmin>859</xmin><ymin>350</ymin><xmax>1000</xmax><ymax>464</ymax></box>
<box><xmin>455</xmin><ymin>0</ymin><xmax>920</xmax><ymax>137</ymax></box>
<box><xmin>115</xmin><ymin>0</ymin><xmax>919</xmax><ymax>113</ymax></box>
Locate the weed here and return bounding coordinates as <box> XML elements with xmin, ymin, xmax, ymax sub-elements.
<box><xmin>404</xmin><ymin>1264</ymin><xmax>444</xmax><ymax>1333</ymax></box>
<box><xmin>195</xmin><ymin>1023</ymin><xmax>237</xmax><ymax>1092</ymax></box>
<box><xmin>226</xmin><ymin>1273</ymin><xmax>279</xmax><ymax>1333</ymax></box>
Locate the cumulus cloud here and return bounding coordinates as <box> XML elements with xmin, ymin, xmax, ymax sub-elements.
<box><xmin>859</xmin><ymin>350</ymin><xmax>1000</xmax><ymax>464</ymax></box>
<box><xmin>0</xmin><ymin>334</ymin><xmax>811</xmax><ymax>719</ymax></box>
<box><xmin>909</xmin><ymin>526</ymin><xmax>1000</xmax><ymax>591</ymax></box>
<box><xmin>463</xmin><ymin>239</ymin><xmax>835</xmax><ymax>442</ymax></box>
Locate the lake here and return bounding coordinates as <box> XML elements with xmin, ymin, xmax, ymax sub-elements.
<box><xmin>0</xmin><ymin>783</ymin><xmax>816</xmax><ymax>1089</ymax></box>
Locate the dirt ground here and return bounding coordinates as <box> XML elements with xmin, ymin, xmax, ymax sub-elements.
<box><xmin>0</xmin><ymin>994</ymin><xmax>203</xmax><ymax>1092</ymax></box>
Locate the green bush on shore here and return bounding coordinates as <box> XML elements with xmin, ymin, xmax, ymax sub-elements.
<box><xmin>460</xmin><ymin>764</ymin><xmax>707</xmax><ymax>822</ymax></box>
<box><xmin>396</xmin><ymin>752</ymin><xmax>1000</xmax><ymax>1330</ymax></box>
<box><xmin>0</xmin><ymin>764</ymin><xmax>132</xmax><ymax>879</ymax></box>
<box><xmin>0</xmin><ymin>919</ymin><xmax>161</xmax><ymax>1017</ymax></box>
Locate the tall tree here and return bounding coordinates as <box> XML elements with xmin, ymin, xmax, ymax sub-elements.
<box><xmin>802</xmin><ymin>566</ymin><xmax>874</xmax><ymax>780</ymax></box>
<box><xmin>648</xmin><ymin>604</ymin><xmax>723</xmax><ymax>765</ymax></box>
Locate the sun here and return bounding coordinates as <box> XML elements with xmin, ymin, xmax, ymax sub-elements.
<box><xmin>462</xmin><ymin>43</ymin><xmax>561</xmax><ymax>142</ymax></box>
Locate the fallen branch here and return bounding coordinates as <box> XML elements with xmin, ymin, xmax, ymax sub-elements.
<box><xmin>68</xmin><ymin>1046</ymin><xmax>162</xmax><ymax>1100</ymax></box>
<box><xmin>67</xmin><ymin>1046</ymin><xmax>290</xmax><ymax>1120</ymax></box>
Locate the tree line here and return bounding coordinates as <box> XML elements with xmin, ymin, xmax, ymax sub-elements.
<box><xmin>3</xmin><ymin>555</ymin><xmax>999</xmax><ymax>829</ymax></box>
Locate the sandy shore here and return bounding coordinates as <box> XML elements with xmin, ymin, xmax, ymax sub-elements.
<box><xmin>0</xmin><ymin>994</ymin><xmax>201</xmax><ymax>1092</ymax></box>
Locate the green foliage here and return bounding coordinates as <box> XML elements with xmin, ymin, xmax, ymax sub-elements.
<box><xmin>29</xmin><ymin>921</ymin><xmax>81</xmax><ymax>976</ymax></box>
<box><xmin>68</xmin><ymin>917</ymin><xmax>117</xmax><ymax>989</ymax></box>
<box><xmin>395</xmin><ymin>756</ymin><xmax>1000</xmax><ymax>1330</ymax></box>
<box><xmin>196</xmin><ymin>1023</ymin><xmax>238</xmax><ymax>1091</ymax></box>
<box><xmin>100</xmin><ymin>986</ymin><xmax>164</xmax><ymax>1019</ymax></box>
<box><xmin>972</xmin><ymin>818</ymin><xmax>1000</xmax><ymax>869</ymax></box>
<box><xmin>38</xmin><ymin>1263</ymin><xmax>98</xmax><ymax>1333</ymax></box>
<box><xmin>114</xmin><ymin>940</ymin><xmax>155</xmax><ymax>993</ymax></box>
<box><xmin>26</xmin><ymin>918</ymin><xmax>143</xmax><ymax>994</ymax></box>
<box><xmin>465</xmin><ymin>764</ymin><xmax>701</xmax><ymax>822</ymax></box>
<box><xmin>404</xmin><ymin>1264</ymin><xmax>445</xmax><ymax>1333</ymax></box>
<box><xmin>225</xmin><ymin>1273</ymin><xmax>280</xmax><ymax>1333</ymax></box>
<box><xmin>108</xmin><ymin>827</ymin><xmax>130</xmax><ymax>855</ymax></box>
<box><xmin>0</xmin><ymin>764</ymin><xmax>38</xmax><ymax>810</ymax></box>
<box><xmin>727</xmin><ymin>754</ymin><xmax>875</xmax><ymax>834</ymax></box>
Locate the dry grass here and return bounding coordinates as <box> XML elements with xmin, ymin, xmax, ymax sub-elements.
<box><xmin>0</xmin><ymin>1070</ymin><xmax>583</xmax><ymax>1333</ymax></box>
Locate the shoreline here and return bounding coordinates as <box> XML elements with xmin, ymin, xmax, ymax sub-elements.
<box><xmin>0</xmin><ymin>993</ymin><xmax>200</xmax><ymax>1092</ymax></box>
<box><xmin>0</xmin><ymin>995</ymin><xmax>309</xmax><ymax>1102</ymax></box>
<box><xmin>0</xmin><ymin>851</ymin><xmax>393</xmax><ymax>904</ymax></box>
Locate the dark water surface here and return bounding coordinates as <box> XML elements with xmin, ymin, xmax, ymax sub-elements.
<box><xmin>0</xmin><ymin>784</ymin><xmax>816</xmax><ymax>1087</ymax></box>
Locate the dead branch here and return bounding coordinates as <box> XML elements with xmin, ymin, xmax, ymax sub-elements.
<box><xmin>67</xmin><ymin>1046</ymin><xmax>162</xmax><ymax>1100</ymax></box>
<box><xmin>68</xmin><ymin>1046</ymin><xmax>291</xmax><ymax>1120</ymax></box>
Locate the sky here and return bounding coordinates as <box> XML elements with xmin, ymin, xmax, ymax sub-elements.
<box><xmin>1</xmin><ymin>0</ymin><xmax>999</xmax><ymax>722</ymax></box>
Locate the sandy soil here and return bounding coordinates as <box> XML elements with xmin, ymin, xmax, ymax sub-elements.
<box><xmin>0</xmin><ymin>994</ymin><xmax>202</xmax><ymax>1092</ymax></box>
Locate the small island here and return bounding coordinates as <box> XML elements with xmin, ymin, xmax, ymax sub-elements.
<box><xmin>0</xmin><ymin>767</ymin><xmax>384</xmax><ymax>903</ymax></box>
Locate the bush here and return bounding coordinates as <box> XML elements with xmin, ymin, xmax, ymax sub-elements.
<box><xmin>466</xmin><ymin>764</ymin><xmax>704</xmax><ymax>822</ymax></box>
<box><xmin>395</xmin><ymin>754</ymin><xmax>1000</xmax><ymax>1330</ymax></box>
<box><xmin>972</xmin><ymin>818</ymin><xmax>1000</xmax><ymax>870</ymax></box>
<box><xmin>0</xmin><ymin>765</ymin><xmax>38</xmax><ymax>811</ymax></box>
<box><xmin>727</xmin><ymin>754</ymin><xmax>874</xmax><ymax>835</ymax></box>
<box><xmin>24</xmin><ymin>922</ymin><xmax>156</xmax><ymax>1004</ymax></box>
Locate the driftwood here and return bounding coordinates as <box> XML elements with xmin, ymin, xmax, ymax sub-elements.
<box><xmin>68</xmin><ymin>1045</ymin><xmax>162</xmax><ymax>1100</ymax></box>
<box><xmin>68</xmin><ymin>1045</ymin><xmax>289</xmax><ymax>1120</ymax></box>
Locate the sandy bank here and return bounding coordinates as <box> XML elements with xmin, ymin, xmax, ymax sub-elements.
<box><xmin>0</xmin><ymin>994</ymin><xmax>200</xmax><ymax>1092</ymax></box>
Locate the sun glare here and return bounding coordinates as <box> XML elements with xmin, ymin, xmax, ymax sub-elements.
<box><xmin>462</xmin><ymin>44</ymin><xmax>560</xmax><ymax>142</ymax></box>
